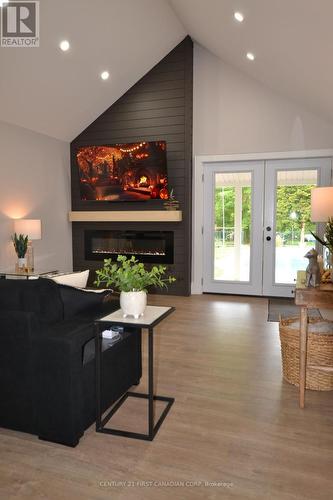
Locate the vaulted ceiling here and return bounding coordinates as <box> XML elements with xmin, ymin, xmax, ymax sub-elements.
<box><xmin>170</xmin><ymin>0</ymin><xmax>333</xmax><ymax>126</ymax></box>
<box><xmin>0</xmin><ymin>0</ymin><xmax>332</xmax><ymax>142</ymax></box>
<box><xmin>0</xmin><ymin>0</ymin><xmax>185</xmax><ymax>141</ymax></box>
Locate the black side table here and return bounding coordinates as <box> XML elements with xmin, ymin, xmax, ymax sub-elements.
<box><xmin>95</xmin><ymin>305</ymin><xmax>175</xmax><ymax>441</ymax></box>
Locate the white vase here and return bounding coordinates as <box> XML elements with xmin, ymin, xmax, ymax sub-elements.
<box><xmin>120</xmin><ymin>291</ymin><xmax>147</xmax><ymax>319</ymax></box>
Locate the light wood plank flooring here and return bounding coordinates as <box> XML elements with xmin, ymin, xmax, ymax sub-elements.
<box><xmin>1</xmin><ymin>294</ymin><xmax>333</xmax><ymax>500</ymax></box>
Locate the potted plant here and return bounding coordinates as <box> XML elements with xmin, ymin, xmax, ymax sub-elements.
<box><xmin>311</xmin><ymin>217</ymin><xmax>333</xmax><ymax>281</ymax></box>
<box><xmin>163</xmin><ymin>188</ymin><xmax>179</xmax><ymax>211</ymax></box>
<box><xmin>12</xmin><ymin>233</ymin><xmax>28</xmax><ymax>271</ymax></box>
<box><xmin>95</xmin><ymin>255</ymin><xmax>176</xmax><ymax>318</ymax></box>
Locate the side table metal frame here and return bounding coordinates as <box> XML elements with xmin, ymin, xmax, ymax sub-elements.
<box><xmin>95</xmin><ymin>307</ymin><xmax>175</xmax><ymax>441</ymax></box>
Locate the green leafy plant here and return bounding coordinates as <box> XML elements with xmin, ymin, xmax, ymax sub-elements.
<box><xmin>12</xmin><ymin>233</ymin><xmax>28</xmax><ymax>258</ymax></box>
<box><xmin>311</xmin><ymin>217</ymin><xmax>333</xmax><ymax>253</ymax></box>
<box><xmin>94</xmin><ymin>255</ymin><xmax>176</xmax><ymax>292</ymax></box>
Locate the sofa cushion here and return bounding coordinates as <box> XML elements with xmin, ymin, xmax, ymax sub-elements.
<box><xmin>0</xmin><ymin>278</ymin><xmax>63</xmax><ymax>323</ymax></box>
<box><xmin>0</xmin><ymin>280</ymin><xmax>23</xmax><ymax>311</ymax></box>
<box><xmin>57</xmin><ymin>284</ymin><xmax>114</xmax><ymax>319</ymax></box>
<box><xmin>21</xmin><ymin>279</ymin><xmax>64</xmax><ymax>324</ymax></box>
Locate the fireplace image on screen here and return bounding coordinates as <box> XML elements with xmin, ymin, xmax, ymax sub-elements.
<box><xmin>85</xmin><ymin>230</ymin><xmax>174</xmax><ymax>264</ymax></box>
<box><xmin>76</xmin><ymin>141</ymin><xmax>168</xmax><ymax>201</ymax></box>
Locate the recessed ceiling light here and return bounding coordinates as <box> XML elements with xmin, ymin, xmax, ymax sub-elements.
<box><xmin>101</xmin><ymin>71</ymin><xmax>110</xmax><ymax>80</ymax></box>
<box><xmin>234</xmin><ymin>12</ymin><xmax>244</xmax><ymax>22</ymax></box>
<box><xmin>246</xmin><ymin>52</ymin><xmax>255</xmax><ymax>61</ymax></box>
<box><xmin>59</xmin><ymin>40</ymin><xmax>70</xmax><ymax>52</ymax></box>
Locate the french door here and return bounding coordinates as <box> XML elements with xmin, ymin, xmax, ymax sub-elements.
<box><xmin>203</xmin><ymin>157</ymin><xmax>331</xmax><ymax>297</ymax></box>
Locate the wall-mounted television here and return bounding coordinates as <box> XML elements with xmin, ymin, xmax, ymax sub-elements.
<box><xmin>76</xmin><ymin>141</ymin><xmax>168</xmax><ymax>201</ymax></box>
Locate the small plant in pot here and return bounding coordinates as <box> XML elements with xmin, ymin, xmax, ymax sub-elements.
<box><xmin>95</xmin><ymin>255</ymin><xmax>176</xmax><ymax>318</ymax></box>
<box><xmin>12</xmin><ymin>233</ymin><xmax>28</xmax><ymax>271</ymax></box>
<box><xmin>163</xmin><ymin>188</ymin><xmax>179</xmax><ymax>211</ymax></box>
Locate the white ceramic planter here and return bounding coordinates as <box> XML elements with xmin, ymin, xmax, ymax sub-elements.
<box><xmin>120</xmin><ymin>291</ymin><xmax>147</xmax><ymax>319</ymax></box>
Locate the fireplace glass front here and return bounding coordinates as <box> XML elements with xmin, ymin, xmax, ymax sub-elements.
<box><xmin>85</xmin><ymin>230</ymin><xmax>174</xmax><ymax>264</ymax></box>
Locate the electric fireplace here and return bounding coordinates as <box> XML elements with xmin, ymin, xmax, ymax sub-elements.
<box><xmin>84</xmin><ymin>230</ymin><xmax>174</xmax><ymax>264</ymax></box>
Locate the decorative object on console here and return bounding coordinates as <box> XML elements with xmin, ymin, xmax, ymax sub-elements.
<box><xmin>12</xmin><ymin>232</ymin><xmax>28</xmax><ymax>271</ymax></box>
<box><xmin>95</xmin><ymin>255</ymin><xmax>176</xmax><ymax>318</ymax></box>
<box><xmin>311</xmin><ymin>219</ymin><xmax>333</xmax><ymax>281</ymax></box>
<box><xmin>76</xmin><ymin>141</ymin><xmax>168</xmax><ymax>202</ymax></box>
<box><xmin>296</xmin><ymin>270</ymin><xmax>307</xmax><ymax>288</ymax></box>
<box><xmin>13</xmin><ymin>219</ymin><xmax>41</xmax><ymax>272</ymax></box>
<box><xmin>304</xmin><ymin>248</ymin><xmax>321</xmax><ymax>287</ymax></box>
<box><xmin>310</xmin><ymin>186</ymin><xmax>333</xmax><ymax>282</ymax></box>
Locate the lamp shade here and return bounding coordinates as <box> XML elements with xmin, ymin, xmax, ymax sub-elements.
<box><xmin>311</xmin><ymin>187</ymin><xmax>333</xmax><ymax>222</ymax></box>
<box><xmin>14</xmin><ymin>219</ymin><xmax>41</xmax><ymax>240</ymax></box>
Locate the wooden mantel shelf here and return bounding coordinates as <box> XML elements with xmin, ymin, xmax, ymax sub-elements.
<box><xmin>69</xmin><ymin>210</ymin><xmax>182</xmax><ymax>223</ymax></box>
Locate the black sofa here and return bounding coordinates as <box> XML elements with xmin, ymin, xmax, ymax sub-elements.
<box><xmin>0</xmin><ymin>278</ymin><xmax>142</xmax><ymax>446</ymax></box>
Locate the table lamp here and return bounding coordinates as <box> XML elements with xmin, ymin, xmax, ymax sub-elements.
<box><xmin>311</xmin><ymin>187</ymin><xmax>333</xmax><ymax>280</ymax></box>
<box><xmin>13</xmin><ymin>219</ymin><xmax>42</xmax><ymax>271</ymax></box>
<box><xmin>311</xmin><ymin>187</ymin><xmax>333</xmax><ymax>222</ymax></box>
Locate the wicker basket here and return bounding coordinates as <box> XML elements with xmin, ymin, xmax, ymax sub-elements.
<box><xmin>279</xmin><ymin>317</ymin><xmax>333</xmax><ymax>391</ymax></box>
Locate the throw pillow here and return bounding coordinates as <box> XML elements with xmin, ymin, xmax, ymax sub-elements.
<box><xmin>49</xmin><ymin>270</ymin><xmax>89</xmax><ymax>288</ymax></box>
<box><xmin>57</xmin><ymin>283</ymin><xmax>112</xmax><ymax>319</ymax></box>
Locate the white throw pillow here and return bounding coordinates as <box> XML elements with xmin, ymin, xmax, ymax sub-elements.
<box><xmin>50</xmin><ymin>270</ymin><xmax>90</xmax><ymax>289</ymax></box>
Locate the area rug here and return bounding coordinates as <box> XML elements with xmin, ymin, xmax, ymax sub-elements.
<box><xmin>267</xmin><ymin>297</ymin><xmax>321</xmax><ymax>322</ymax></box>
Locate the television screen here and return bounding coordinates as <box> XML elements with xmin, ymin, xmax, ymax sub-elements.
<box><xmin>76</xmin><ymin>141</ymin><xmax>168</xmax><ymax>201</ymax></box>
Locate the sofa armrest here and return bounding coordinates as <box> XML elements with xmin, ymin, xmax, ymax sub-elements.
<box><xmin>0</xmin><ymin>311</ymin><xmax>40</xmax><ymax>434</ymax></box>
<box><xmin>33</xmin><ymin>321</ymin><xmax>94</xmax><ymax>446</ymax></box>
<box><xmin>33</xmin><ymin>320</ymin><xmax>142</xmax><ymax>446</ymax></box>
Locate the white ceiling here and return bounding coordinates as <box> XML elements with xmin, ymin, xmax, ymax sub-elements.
<box><xmin>0</xmin><ymin>0</ymin><xmax>185</xmax><ymax>141</ymax></box>
<box><xmin>170</xmin><ymin>0</ymin><xmax>333</xmax><ymax>125</ymax></box>
<box><xmin>1</xmin><ymin>0</ymin><xmax>333</xmax><ymax>142</ymax></box>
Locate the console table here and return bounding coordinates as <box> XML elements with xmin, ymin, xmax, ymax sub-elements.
<box><xmin>0</xmin><ymin>270</ymin><xmax>58</xmax><ymax>280</ymax></box>
<box><xmin>295</xmin><ymin>284</ymin><xmax>333</xmax><ymax>408</ymax></box>
<box><xmin>95</xmin><ymin>305</ymin><xmax>175</xmax><ymax>441</ymax></box>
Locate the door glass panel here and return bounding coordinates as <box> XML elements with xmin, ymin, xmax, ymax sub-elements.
<box><xmin>214</xmin><ymin>172</ymin><xmax>252</xmax><ymax>281</ymax></box>
<box><xmin>275</xmin><ymin>169</ymin><xmax>317</xmax><ymax>284</ymax></box>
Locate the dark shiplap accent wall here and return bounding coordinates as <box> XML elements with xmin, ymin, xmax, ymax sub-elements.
<box><xmin>70</xmin><ymin>37</ymin><xmax>193</xmax><ymax>295</ymax></box>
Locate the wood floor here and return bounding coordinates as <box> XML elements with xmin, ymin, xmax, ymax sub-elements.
<box><xmin>1</xmin><ymin>294</ymin><xmax>333</xmax><ymax>500</ymax></box>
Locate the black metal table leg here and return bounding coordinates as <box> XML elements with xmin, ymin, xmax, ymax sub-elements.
<box><xmin>148</xmin><ymin>327</ymin><xmax>154</xmax><ymax>439</ymax></box>
<box><xmin>95</xmin><ymin>323</ymin><xmax>102</xmax><ymax>431</ymax></box>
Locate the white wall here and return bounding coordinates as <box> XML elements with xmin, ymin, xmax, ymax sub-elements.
<box><xmin>192</xmin><ymin>44</ymin><xmax>333</xmax><ymax>294</ymax></box>
<box><xmin>194</xmin><ymin>43</ymin><xmax>333</xmax><ymax>155</ymax></box>
<box><xmin>0</xmin><ymin>120</ymin><xmax>72</xmax><ymax>272</ymax></box>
